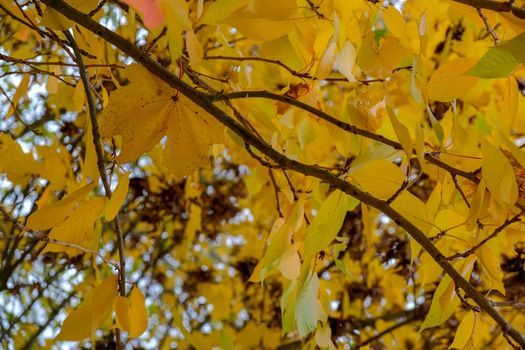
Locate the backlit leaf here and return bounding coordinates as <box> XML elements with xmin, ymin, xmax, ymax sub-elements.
<box><xmin>420</xmin><ymin>256</ymin><xmax>476</xmax><ymax>330</ymax></box>
<box><xmin>468</xmin><ymin>32</ymin><xmax>525</xmax><ymax>79</ymax></box>
<box><xmin>104</xmin><ymin>172</ymin><xmax>130</xmax><ymax>221</ymax></box>
<box><xmin>27</xmin><ymin>182</ymin><xmax>96</xmax><ymax>230</ymax></box>
<box><xmin>100</xmin><ymin>64</ymin><xmax>223</xmax><ymax>179</ymax></box>
<box><xmin>56</xmin><ymin>276</ymin><xmax>118</xmax><ymax>341</ymax></box>
<box><xmin>449</xmin><ymin>311</ymin><xmax>476</xmax><ymax>350</ymax></box>
<box><xmin>347</xmin><ymin>160</ymin><xmax>406</xmax><ymax>200</ymax></box>
<box><xmin>427</xmin><ymin>58</ymin><xmax>478</xmax><ymax>102</ymax></box>
<box><xmin>114</xmin><ymin>286</ymin><xmax>148</xmax><ymax>338</ymax></box>
<box><xmin>482</xmin><ymin>141</ymin><xmax>518</xmax><ymax>206</ymax></box>
<box><xmin>304</xmin><ymin>190</ymin><xmax>355</xmax><ymax>258</ymax></box>
<box><xmin>295</xmin><ymin>272</ymin><xmax>319</xmax><ymax>338</ymax></box>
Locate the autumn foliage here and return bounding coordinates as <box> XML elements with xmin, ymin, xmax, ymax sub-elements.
<box><xmin>3</xmin><ymin>0</ymin><xmax>525</xmax><ymax>349</ymax></box>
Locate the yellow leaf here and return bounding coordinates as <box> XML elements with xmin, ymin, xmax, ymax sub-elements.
<box><xmin>104</xmin><ymin>172</ymin><xmax>130</xmax><ymax>221</ymax></box>
<box><xmin>100</xmin><ymin>64</ymin><xmax>223</xmax><ymax>179</ymax></box>
<box><xmin>316</xmin><ymin>40</ymin><xmax>337</xmax><ymax>79</ymax></box>
<box><xmin>100</xmin><ymin>64</ymin><xmax>172</xmax><ymax>162</ymax></box>
<box><xmin>420</xmin><ymin>256</ymin><xmax>476</xmax><ymax>330</ymax></box>
<box><xmin>391</xmin><ymin>191</ymin><xmax>433</xmax><ymax>234</ymax></box>
<box><xmin>40</xmin><ymin>0</ymin><xmax>97</xmax><ymax>30</ymax></box>
<box><xmin>163</xmin><ymin>98</ymin><xmax>224</xmax><ymax>180</ymax></box>
<box><xmin>498</xmin><ymin>77</ymin><xmax>518</xmax><ymax>133</ymax></box>
<box><xmin>476</xmin><ymin>243</ymin><xmax>505</xmax><ymax>294</ymax></box>
<box><xmin>465</xmin><ymin>180</ymin><xmax>486</xmax><ymax>231</ymax></box>
<box><xmin>199</xmin><ymin>0</ymin><xmax>248</xmax><ymax>24</ymax></box>
<box><xmin>347</xmin><ymin>160</ymin><xmax>406</xmax><ymax>200</ymax></box>
<box><xmin>250</xmin><ymin>218</ymin><xmax>291</xmax><ymax>282</ymax></box>
<box><xmin>449</xmin><ymin>311</ymin><xmax>476</xmax><ymax>350</ymax></box>
<box><xmin>27</xmin><ymin>182</ymin><xmax>97</xmax><ymax>230</ymax></box>
<box><xmin>387</xmin><ymin>106</ymin><xmax>413</xmax><ymax>161</ymax></box>
<box><xmin>335</xmin><ymin>41</ymin><xmax>357</xmax><ymax>82</ymax></box>
<box><xmin>315</xmin><ymin>324</ymin><xmax>336</xmax><ymax>349</ymax></box>
<box><xmin>73</xmin><ymin>82</ymin><xmax>85</xmax><ymax>112</ymax></box>
<box><xmin>185</xmin><ymin>29</ymin><xmax>203</xmax><ymax>66</ymax></box>
<box><xmin>114</xmin><ymin>286</ymin><xmax>148</xmax><ymax>338</ymax></box>
<box><xmin>5</xmin><ymin>74</ymin><xmax>29</xmax><ymax>119</ymax></box>
<box><xmin>0</xmin><ymin>134</ymin><xmax>40</xmax><ymax>186</ymax></box>
<box><xmin>43</xmin><ymin>197</ymin><xmax>106</xmax><ymax>254</ymax></box>
<box><xmin>383</xmin><ymin>6</ymin><xmax>405</xmax><ymax>38</ymax></box>
<box><xmin>427</xmin><ymin>58</ymin><xmax>478</xmax><ymax>102</ymax></box>
<box><xmin>56</xmin><ymin>276</ymin><xmax>118</xmax><ymax>341</ymax></box>
<box><xmin>224</xmin><ymin>0</ymin><xmax>297</xmax><ymax>41</ymax></box>
<box><xmin>481</xmin><ymin>141</ymin><xmax>518</xmax><ymax>206</ymax></box>
<box><xmin>278</xmin><ymin>248</ymin><xmax>301</xmax><ymax>280</ymax></box>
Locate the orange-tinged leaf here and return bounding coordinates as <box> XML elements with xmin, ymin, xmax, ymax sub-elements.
<box><xmin>122</xmin><ymin>0</ymin><xmax>164</xmax><ymax>28</ymax></box>
<box><xmin>427</xmin><ymin>58</ymin><xmax>478</xmax><ymax>102</ymax></box>
<box><xmin>104</xmin><ymin>172</ymin><xmax>130</xmax><ymax>221</ymax></box>
<box><xmin>27</xmin><ymin>182</ymin><xmax>96</xmax><ymax>230</ymax></box>
<box><xmin>56</xmin><ymin>276</ymin><xmax>118</xmax><ymax>341</ymax></box>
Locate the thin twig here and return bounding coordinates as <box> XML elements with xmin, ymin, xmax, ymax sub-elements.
<box><xmin>0</xmin><ymin>205</ymin><xmax>119</xmax><ymax>269</ymax></box>
<box><xmin>476</xmin><ymin>8</ymin><xmax>499</xmax><ymax>44</ymax></box>
<box><xmin>0</xmin><ymin>85</ymin><xmax>42</xmax><ymax>135</ymax></box>
<box><xmin>204</xmin><ymin>55</ymin><xmax>385</xmax><ymax>84</ymax></box>
<box><xmin>447</xmin><ymin>210</ymin><xmax>524</xmax><ymax>260</ymax></box>
<box><xmin>64</xmin><ymin>29</ymin><xmax>127</xmax><ymax>350</ymax></box>
<box><xmin>0</xmin><ymin>53</ymin><xmax>124</xmax><ymax>68</ymax></box>
<box><xmin>268</xmin><ymin>170</ymin><xmax>284</xmax><ymax>217</ymax></box>
<box><xmin>491</xmin><ymin>300</ymin><xmax>525</xmax><ymax>309</ymax></box>
<box><xmin>452</xmin><ymin>175</ymin><xmax>470</xmax><ymax>208</ymax></box>
<box><xmin>451</xmin><ymin>0</ymin><xmax>525</xmax><ymax>20</ymax></box>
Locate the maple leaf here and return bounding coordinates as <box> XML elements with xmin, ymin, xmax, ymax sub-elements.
<box><xmin>100</xmin><ymin>64</ymin><xmax>224</xmax><ymax>179</ymax></box>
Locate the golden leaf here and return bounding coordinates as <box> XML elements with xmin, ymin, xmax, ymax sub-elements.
<box><xmin>100</xmin><ymin>64</ymin><xmax>223</xmax><ymax>179</ymax></box>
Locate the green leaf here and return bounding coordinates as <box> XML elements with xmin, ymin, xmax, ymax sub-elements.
<box><xmin>303</xmin><ymin>190</ymin><xmax>352</xmax><ymax>258</ymax></box>
<box><xmin>295</xmin><ymin>272</ymin><xmax>319</xmax><ymax>338</ymax></box>
<box><xmin>420</xmin><ymin>256</ymin><xmax>476</xmax><ymax>331</ymax></box>
<box><xmin>468</xmin><ymin>32</ymin><xmax>525</xmax><ymax>79</ymax></box>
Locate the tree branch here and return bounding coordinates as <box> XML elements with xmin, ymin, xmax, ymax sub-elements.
<box><xmin>451</xmin><ymin>0</ymin><xmax>525</xmax><ymax>20</ymax></box>
<box><xmin>39</xmin><ymin>1</ymin><xmax>525</xmax><ymax>346</ymax></box>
